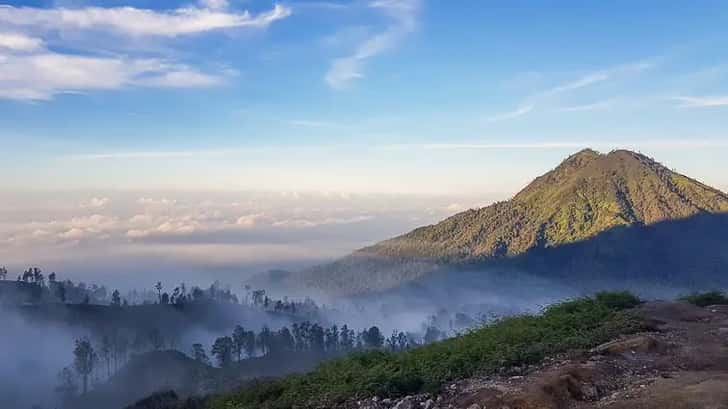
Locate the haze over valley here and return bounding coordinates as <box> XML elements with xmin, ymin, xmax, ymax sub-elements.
<box><xmin>2</xmin><ymin>1</ymin><xmax>728</xmax><ymax>409</ymax></box>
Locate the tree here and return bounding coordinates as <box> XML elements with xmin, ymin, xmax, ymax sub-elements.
<box><xmin>191</xmin><ymin>343</ymin><xmax>210</xmax><ymax>365</ymax></box>
<box><xmin>211</xmin><ymin>336</ymin><xmax>234</xmax><ymax>367</ymax></box>
<box><xmin>73</xmin><ymin>337</ymin><xmax>96</xmax><ymax>394</ymax></box>
<box><xmin>113</xmin><ymin>334</ymin><xmax>129</xmax><ymax>372</ymax></box>
<box><xmin>154</xmin><ymin>282</ymin><xmax>163</xmax><ymax>303</ymax></box>
<box><xmin>242</xmin><ymin>330</ymin><xmax>256</xmax><ymax>359</ymax></box>
<box><xmin>100</xmin><ymin>335</ymin><xmax>113</xmax><ymax>378</ymax></box>
<box><xmin>423</xmin><ymin>326</ymin><xmax>444</xmax><ymax>344</ymax></box>
<box><xmin>309</xmin><ymin>323</ymin><xmax>325</xmax><ymax>352</ymax></box>
<box><xmin>274</xmin><ymin>326</ymin><xmax>295</xmax><ymax>353</ymax></box>
<box><xmin>148</xmin><ymin>328</ymin><xmax>165</xmax><ymax>351</ymax></box>
<box><xmin>232</xmin><ymin>325</ymin><xmax>246</xmax><ymax>362</ymax></box>
<box><xmin>325</xmin><ymin>325</ymin><xmax>339</xmax><ymax>352</ymax></box>
<box><xmin>362</xmin><ymin>326</ymin><xmax>384</xmax><ymax>349</ymax></box>
<box><xmin>55</xmin><ymin>367</ymin><xmax>77</xmax><ymax>403</ymax></box>
<box><xmin>339</xmin><ymin>325</ymin><xmax>355</xmax><ymax>351</ymax></box>
<box><xmin>257</xmin><ymin>326</ymin><xmax>273</xmax><ymax>356</ymax></box>
<box><xmin>0</xmin><ymin>266</ymin><xmax>7</xmax><ymax>280</ymax></box>
<box><xmin>111</xmin><ymin>290</ymin><xmax>121</xmax><ymax>307</ymax></box>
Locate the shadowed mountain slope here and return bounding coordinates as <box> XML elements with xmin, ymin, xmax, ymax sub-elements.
<box><xmin>297</xmin><ymin>149</ymin><xmax>728</xmax><ymax>294</ymax></box>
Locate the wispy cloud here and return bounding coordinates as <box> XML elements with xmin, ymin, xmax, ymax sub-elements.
<box><xmin>671</xmin><ymin>95</ymin><xmax>728</xmax><ymax>108</ymax></box>
<box><xmin>0</xmin><ymin>31</ymin><xmax>43</xmax><ymax>51</ymax></box>
<box><xmin>420</xmin><ymin>139</ymin><xmax>728</xmax><ymax>150</ymax></box>
<box><xmin>66</xmin><ymin>148</ymin><xmax>269</xmax><ymax>160</ymax></box>
<box><xmin>544</xmin><ymin>72</ymin><xmax>609</xmax><ymax>95</ymax></box>
<box><xmin>325</xmin><ymin>0</ymin><xmax>420</xmax><ymax>89</ymax></box>
<box><xmin>487</xmin><ymin>59</ymin><xmax>655</xmax><ymax>122</ymax></box>
<box><xmin>0</xmin><ymin>49</ymin><xmax>230</xmax><ymax>100</ymax></box>
<box><xmin>285</xmin><ymin>119</ymin><xmax>344</xmax><ymax>128</ymax></box>
<box><xmin>556</xmin><ymin>99</ymin><xmax>614</xmax><ymax>112</ymax></box>
<box><xmin>485</xmin><ymin>104</ymin><xmax>534</xmax><ymax>122</ymax></box>
<box><xmin>0</xmin><ymin>4</ymin><xmax>291</xmax><ymax>37</ymax></box>
<box><xmin>0</xmin><ymin>2</ymin><xmax>287</xmax><ymax>100</ymax></box>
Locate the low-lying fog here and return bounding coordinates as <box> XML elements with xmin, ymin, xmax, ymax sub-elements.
<box><xmin>0</xmin><ymin>190</ymin><xmax>700</xmax><ymax>409</ymax></box>
<box><xmin>0</xmin><ymin>190</ymin><xmax>496</xmax><ymax>289</ymax></box>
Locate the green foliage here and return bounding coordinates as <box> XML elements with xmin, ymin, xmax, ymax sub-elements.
<box><xmin>303</xmin><ymin>149</ymin><xmax>728</xmax><ymax>295</ymax></box>
<box><xmin>208</xmin><ymin>292</ymin><xmax>644</xmax><ymax>409</ymax></box>
<box><xmin>595</xmin><ymin>291</ymin><xmax>642</xmax><ymax>310</ymax></box>
<box><xmin>679</xmin><ymin>291</ymin><xmax>728</xmax><ymax>307</ymax></box>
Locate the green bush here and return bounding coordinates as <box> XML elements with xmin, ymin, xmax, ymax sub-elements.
<box><xmin>679</xmin><ymin>291</ymin><xmax>728</xmax><ymax>307</ymax></box>
<box><xmin>208</xmin><ymin>292</ymin><xmax>644</xmax><ymax>409</ymax></box>
<box><xmin>595</xmin><ymin>291</ymin><xmax>642</xmax><ymax>310</ymax></box>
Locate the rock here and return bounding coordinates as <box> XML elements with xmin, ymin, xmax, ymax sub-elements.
<box><xmin>394</xmin><ymin>398</ymin><xmax>414</xmax><ymax>409</ymax></box>
<box><xmin>580</xmin><ymin>384</ymin><xmax>599</xmax><ymax>401</ymax></box>
<box><xmin>466</xmin><ymin>404</ymin><xmax>481</xmax><ymax>409</ymax></box>
<box><xmin>591</xmin><ymin>335</ymin><xmax>659</xmax><ymax>355</ymax></box>
<box><xmin>421</xmin><ymin>399</ymin><xmax>434</xmax><ymax>409</ymax></box>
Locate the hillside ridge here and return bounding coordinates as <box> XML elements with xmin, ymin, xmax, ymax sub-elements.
<box><xmin>297</xmin><ymin>149</ymin><xmax>728</xmax><ymax>294</ymax></box>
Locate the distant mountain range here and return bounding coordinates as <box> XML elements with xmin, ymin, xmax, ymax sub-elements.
<box><xmin>292</xmin><ymin>149</ymin><xmax>728</xmax><ymax>295</ymax></box>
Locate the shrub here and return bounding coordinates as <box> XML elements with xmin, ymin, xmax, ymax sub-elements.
<box><xmin>679</xmin><ymin>291</ymin><xmax>728</xmax><ymax>307</ymax></box>
<box><xmin>595</xmin><ymin>291</ymin><xmax>642</xmax><ymax>310</ymax></box>
<box><xmin>209</xmin><ymin>292</ymin><xmax>644</xmax><ymax>409</ymax></box>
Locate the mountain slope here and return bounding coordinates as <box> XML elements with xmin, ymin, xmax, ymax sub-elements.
<box><xmin>299</xmin><ymin>149</ymin><xmax>728</xmax><ymax>294</ymax></box>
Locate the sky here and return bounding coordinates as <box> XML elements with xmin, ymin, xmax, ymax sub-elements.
<box><xmin>0</xmin><ymin>0</ymin><xmax>726</xmax><ymax>194</ymax></box>
<box><xmin>1</xmin><ymin>1</ymin><xmax>728</xmax><ymax>286</ymax></box>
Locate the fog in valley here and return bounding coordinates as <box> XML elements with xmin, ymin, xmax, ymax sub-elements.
<box><xmin>1</xmin><ymin>190</ymin><xmax>715</xmax><ymax>409</ymax></box>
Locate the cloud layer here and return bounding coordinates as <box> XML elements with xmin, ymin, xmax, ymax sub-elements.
<box><xmin>0</xmin><ymin>3</ymin><xmax>290</xmax><ymax>100</ymax></box>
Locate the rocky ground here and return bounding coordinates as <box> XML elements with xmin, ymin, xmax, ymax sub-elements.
<box><xmin>344</xmin><ymin>301</ymin><xmax>728</xmax><ymax>409</ymax></box>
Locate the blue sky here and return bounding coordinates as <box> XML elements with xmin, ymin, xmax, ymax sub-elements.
<box><xmin>1</xmin><ymin>0</ymin><xmax>728</xmax><ymax>194</ymax></box>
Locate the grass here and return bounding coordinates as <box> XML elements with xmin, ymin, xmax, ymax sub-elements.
<box><xmin>208</xmin><ymin>292</ymin><xmax>645</xmax><ymax>409</ymax></box>
<box><xmin>679</xmin><ymin>291</ymin><xmax>728</xmax><ymax>307</ymax></box>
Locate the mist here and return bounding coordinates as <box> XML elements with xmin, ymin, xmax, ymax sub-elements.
<box><xmin>1</xmin><ymin>307</ymin><xmax>78</xmax><ymax>409</ymax></box>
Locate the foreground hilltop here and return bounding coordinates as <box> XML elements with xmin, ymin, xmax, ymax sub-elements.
<box><xmin>298</xmin><ymin>149</ymin><xmax>728</xmax><ymax>294</ymax></box>
<box><xmin>128</xmin><ymin>293</ymin><xmax>728</xmax><ymax>409</ymax></box>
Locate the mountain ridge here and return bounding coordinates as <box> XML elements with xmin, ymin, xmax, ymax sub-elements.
<box><xmin>296</xmin><ymin>149</ymin><xmax>728</xmax><ymax>295</ymax></box>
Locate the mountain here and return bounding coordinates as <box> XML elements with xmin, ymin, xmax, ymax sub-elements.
<box><xmin>298</xmin><ymin>149</ymin><xmax>728</xmax><ymax>294</ymax></box>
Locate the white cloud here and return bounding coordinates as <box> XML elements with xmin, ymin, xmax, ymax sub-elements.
<box><xmin>0</xmin><ymin>4</ymin><xmax>291</xmax><ymax>38</ymax></box>
<box><xmin>490</xmin><ymin>60</ymin><xmax>654</xmax><ymax>121</ymax></box>
<box><xmin>325</xmin><ymin>0</ymin><xmax>420</xmax><ymax>88</ymax></box>
<box><xmin>236</xmin><ymin>213</ymin><xmax>268</xmax><ymax>228</ymax></box>
<box><xmin>545</xmin><ymin>72</ymin><xmax>609</xmax><ymax>95</ymax></box>
<box><xmin>68</xmin><ymin>147</ymin><xmax>266</xmax><ymax>160</ymax></box>
<box><xmin>0</xmin><ymin>49</ymin><xmax>228</xmax><ymax>100</ymax></box>
<box><xmin>286</xmin><ymin>119</ymin><xmax>343</xmax><ymax>128</ymax></box>
<box><xmin>672</xmin><ymin>95</ymin><xmax>728</xmax><ymax>108</ymax></box>
<box><xmin>0</xmin><ymin>32</ymin><xmax>43</xmax><ymax>51</ymax></box>
<box><xmin>199</xmin><ymin>0</ymin><xmax>230</xmax><ymax>11</ymax></box>
<box><xmin>137</xmin><ymin>197</ymin><xmax>177</xmax><ymax>206</ymax></box>
<box><xmin>556</xmin><ymin>99</ymin><xmax>614</xmax><ymax>112</ymax></box>
<box><xmin>0</xmin><ymin>3</ymin><xmax>289</xmax><ymax>100</ymax></box>
<box><xmin>81</xmin><ymin>197</ymin><xmax>111</xmax><ymax>209</ymax></box>
<box><xmin>485</xmin><ymin>104</ymin><xmax>534</xmax><ymax>122</ymax></box>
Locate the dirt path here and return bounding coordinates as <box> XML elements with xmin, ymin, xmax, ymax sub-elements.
<box><xmin>352</xmin><ymin>302</ymin><xmax>728</xmax><ymax>409</ymax></box>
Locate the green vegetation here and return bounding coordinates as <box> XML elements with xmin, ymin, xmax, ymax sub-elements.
<box><xmin>208</xmin><ymin>292</ymin><xmax>645</xmax><ymax>409</ymax></box>
<box><xmin>680</xmin><ymin>291</ymin><xmax>728</xmax><ymax>307</ymax></box>
<box><xmin>301</xmin><ymin>149</ymin><xmax>728</xmax><ymax>294</ymax></box>
<box><xmin>595</xmin><ymin>291</ymin><xmax>642</xmax><ymax>310</ymax></box>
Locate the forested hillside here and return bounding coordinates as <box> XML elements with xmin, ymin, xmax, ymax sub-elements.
<box><xmin>298</xmin><ymin>149</ymin><xmax>728</xmax><ymax>294</ymax></box>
